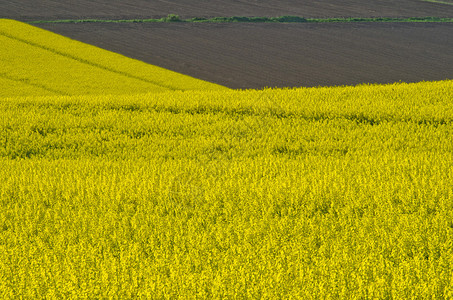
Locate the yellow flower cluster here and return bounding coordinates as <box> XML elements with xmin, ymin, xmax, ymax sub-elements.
<box><xmin>0</xmin><ymin>79</ymin><xmax>452</xmax><ymax>297</ymax></box>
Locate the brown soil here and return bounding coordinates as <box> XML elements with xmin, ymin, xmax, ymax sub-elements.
<box><xmin>35</xmin><ymin>22</ymin><xmax>453</xmax><ymax>89</ymax></box>
<box><xmin>3</xmin><ymin>0</ymin><xmax>453</xmax><ymax>21</ymax></box>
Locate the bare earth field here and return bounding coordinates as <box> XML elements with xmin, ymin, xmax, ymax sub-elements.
<box><xmin>3</xmin><ymin>0</ymin><xmax>453</xmax><ymax>88</ymax></box>
<box><xmin>35</xmin><ymin>22</ymin><xmax>453</xmax><ymax>89</ymax></box>
<box><xmin>3</xmin><ymin>0</ymin><xmax>453</xmax><ymax>21</ymax></box>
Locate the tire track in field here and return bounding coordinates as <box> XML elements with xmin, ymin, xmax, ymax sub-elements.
<box><xmin>0</xmin><ymin>72</ymin><xmax>67</xmax><ymax>96</ymax></box>
<box><xmin>0</xmin><ymin>30</ymin><xmax>182</xmax><ymax>91</ymax></box>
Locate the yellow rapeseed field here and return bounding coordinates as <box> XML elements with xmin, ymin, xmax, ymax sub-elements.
<box><xmin>1</xmin><ymin>80</ymin><xmax>453</xmax><ymax>298</ymax></box>
<box><xmin>0</xmin><ymin>19</ymin><xmax>227</xmax><ymax>97</ymax></box>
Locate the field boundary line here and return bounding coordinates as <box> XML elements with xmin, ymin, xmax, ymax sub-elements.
<box><xmin>0</xmin><ymin>30</ymin><xmax>182</xmax><ymax>91</ymax></box>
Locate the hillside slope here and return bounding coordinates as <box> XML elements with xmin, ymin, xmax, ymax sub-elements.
<box><xmin>0</xmin><ymin>19</ymin><xmax>227</xmax><ymax>97</ymax></box>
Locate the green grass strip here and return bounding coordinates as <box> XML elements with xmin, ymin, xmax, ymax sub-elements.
<box><xmin>28</xmin><ymin>15</ymin><xmax>453</xmax><ymax>24</ymax></box>
<box><xmin>422</xmin><ymin>0</ymin><xmax>453</xmax><ymax>5</ymax></box>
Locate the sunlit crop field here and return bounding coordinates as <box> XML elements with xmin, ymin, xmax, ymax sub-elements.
<box><xmin>1</xmin><ymin>81</ymin><xmax>453</xmax><ymax>298</ymax></box>
<box><xmin>0</xmin><ymin>19</ymin><xmax>227</xmax><ymax>97</ymax></box>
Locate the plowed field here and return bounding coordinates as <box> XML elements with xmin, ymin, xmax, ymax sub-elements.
<box><xmin>3</xmin><ymin>0</ymin><xmax>453</xmax><ymax>21</ymax></box>
<box><xmin>4</xmin><ymin>0</ymin><xmax>453</xmax><ymax>88</ymax></box>
<box><xmin>36</xmin><ymin>22</ymin><xmax>453</xmax><ymax>89</ymax></box>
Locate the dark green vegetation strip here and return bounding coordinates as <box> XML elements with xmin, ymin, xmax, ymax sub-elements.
<box><xmin>28</xmin><ymin>15</ymin><xmax>453</xmax><ymax>24</ymax></box>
